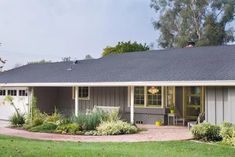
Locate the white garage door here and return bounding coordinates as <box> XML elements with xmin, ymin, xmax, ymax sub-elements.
<box><xmin>0</xmin><ymin>88</ymin><xmax>29</xmax><ymax>120</ymax></box>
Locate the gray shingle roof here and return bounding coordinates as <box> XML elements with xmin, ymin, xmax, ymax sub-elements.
<box><xmin>1</xmin><ymin>45</ymin><xmax>235</xmax><ymax>83</ymax></box>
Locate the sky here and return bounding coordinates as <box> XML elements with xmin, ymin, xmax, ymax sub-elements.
<box><xmin>0</xmin><ymin>0</ymin><xmax>158</xmax><ymax>69</ymax></box>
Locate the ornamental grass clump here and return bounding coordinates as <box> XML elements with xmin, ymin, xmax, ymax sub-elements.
<box><xmin>97</xmin><ymin>120</ymin><xmax>138</xmax><ymax>135</ymax></box>
<box><xmin>9</xmin><ymin>113</ymin><xmax>25</xmax><ymax>127</ymax></box>
<box><xmin>191</xmin><ymin>122</ymin><xmax>221</xmax><ymax>141</ymax></box>
<box><xmin>219</xmin><ymin>122</ymin><xmax>235</xmax><ymax>146</ymax></box>
<box><xmin>96</xmin><ymin>110</ymin><xmax>138</xmax><ymax>135</ymax></box>
<box><xmin>71</xmin><ymin>110</ymin><xmax>107</xmax><ymax>131</ymax></box>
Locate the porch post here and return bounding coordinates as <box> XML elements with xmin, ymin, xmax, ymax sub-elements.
<box><xmin>130</xmin><ymin>86</ymin><xmax>134</xmax><ymax>124</ymax></box>
<box><xmin>75</xmin><ymin>86</ymin><xmax>78</xmax><ymax>116</ymax></box>
<box><xmin>28</xmin><ymin>87</ymin><xmax>34</xmax><ymax>121</ymax></box>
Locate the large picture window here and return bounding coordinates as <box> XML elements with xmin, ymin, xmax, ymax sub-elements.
<box><xmin>134</xmin><ymin>86</ymin><xmax>162</xmax><ymax>107</ymax></box>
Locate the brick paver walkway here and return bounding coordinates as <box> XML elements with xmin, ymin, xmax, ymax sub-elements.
<box><xmin>0</xmin><ymin>122</ymin><xmax>192</xmax><ymax>142</ymax></box>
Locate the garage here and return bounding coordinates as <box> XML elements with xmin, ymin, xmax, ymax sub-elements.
<box><xmin>0</xmin><ymin>87</ymin><xmax>29</xmax><ymax>120</ymax></box>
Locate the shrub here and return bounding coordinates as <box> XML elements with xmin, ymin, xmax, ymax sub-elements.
<box><xmin>191</xmin><ymin>122</ymin><xmax>221</xmax><ymax>141</ymax></box>
<box><xmin>71</xmin><ymin>110</ymin><xmax>106</xmax><ymax>130</ymax></box>
<box><xmin>106</xmin><ymin>110</ymin><xmax>119</xmax><ymax>122</ymax></box>
<box><xmin>31</xmin><ymin>110</ymin><xmax>47</xmax><ymax>127</ymax></box>
<box><xmin>44</xmin><ymin>111</ymin><xmax>63</xmax><ymax>124</ymax></box>
<box><xmin>220</xmin><ymin>122</ymin><xmax>234</xmax><ymax>145</ymax></box>
<box><xmin>9</xmin><ymin>113</ymin><xmax>25</xmax><ymax>126</ymax></box>
<box><xmin>29</xmin><ymin>122</ymin><xmax>57</xmax><ymax>133</ymax></box>
<box><xmin>97</xmin><ymin>120</ymin><xmax>138</xmax><ymax>135</ymax></box>
<box><xmin>55</xmin><ymin>123</ymin><xmax>80</xmax><ymax>134</ymax></box>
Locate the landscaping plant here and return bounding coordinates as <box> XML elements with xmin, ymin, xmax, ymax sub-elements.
<box><xmin>4</xmin><ymin>96</ymin><xmax>25</xmax><ymax>126</ymax></box>
<box><xmin>191</xmin><ymin>122</ymin><xmax>221</xmax><ymax>141</ymax></box>
<box><xmin>29</xmin><ymin>122</ymin><xmax>58</xmax><ymax>133</ymax></box>
<box><xmin>96</xmin><ymin>110</ymin><xmax>138</xmax><ymax>135</ymax></box>
<box><xmin>9</xmin><ymin>113</ymin><xmax>25</xmax><ymax>126</ymax></box>
<box><xmin>71</xmin><ymin>110</ymin><xmax>107</xmax><ymax>131</ymax></box>
<box><xmin>97</xmin><ymin>120</ymin><xmax>138</xmax><ymax>135</ymax></box>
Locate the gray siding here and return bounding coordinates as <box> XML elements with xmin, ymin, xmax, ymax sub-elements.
<box><xmin>34</xmin><ymin>86</ymin><xmax>169</xmax><ymax>124</ymax></box>
<box><xmin>34</xmin><ymin>87</ymin><xmax>74</xmax><ymax>115</ymax></box>
<box><xmin>205</xmin><ymin>87</ymin><xmax>235</xmax><ymax>124</ymax></box>
<box><xmin>78</xmin><ymin>87</ymin><xmax>127</xmax><ymax>113</ymax></box>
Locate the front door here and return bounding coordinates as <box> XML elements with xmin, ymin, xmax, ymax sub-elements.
<box><xmin>184</xmin><ymin>86</ymin><xmax>204</xmax><ymax>120</ymax></box>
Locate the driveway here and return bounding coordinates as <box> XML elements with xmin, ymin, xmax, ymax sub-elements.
<box><xmin>0</xmin><ymin>124</ymin><xmax>192</xmax><ymax>142</ymax></box>
<box><xmin>0</xmin><ymin>120</ymin><xmax>9</xmax><ymax>128</ymax></box>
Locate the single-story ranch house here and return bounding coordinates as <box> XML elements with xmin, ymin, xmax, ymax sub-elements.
<box><xmin>0</xmin><ymin>45</ymin><xmax>235</xmax><ymax>125</ymax></box>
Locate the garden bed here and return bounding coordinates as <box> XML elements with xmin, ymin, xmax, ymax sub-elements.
<box><xmin>10</xmin><ymin>107</ymin><xmax>138</xmax><ymax>136</ymax></box>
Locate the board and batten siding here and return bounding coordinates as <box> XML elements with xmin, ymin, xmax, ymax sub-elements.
<box><xmin>205</xmin><ymin>87</ymin><xmax>235</xmax><ymax>124</ymax></box>
<box><xmin>78</xmin><ymin>87</ymin><xmax>128</xmax><ymax>113</ymax></box>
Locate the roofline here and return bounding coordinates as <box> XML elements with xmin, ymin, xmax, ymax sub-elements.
<box><xmin>1</xmin><ymin>80</ymin><xmax>235</xmax><ymax>87</ymax></box>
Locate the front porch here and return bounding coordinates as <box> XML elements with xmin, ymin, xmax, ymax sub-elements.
<box><xmin>31</xmin><ymin>86</ymin><xmax>205</xmax><ymax>125</ymax></box>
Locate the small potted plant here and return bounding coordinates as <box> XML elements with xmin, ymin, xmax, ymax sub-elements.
<box><xmin>169</xmin><ymin>105</ymin><xmax>175</xmax><ymax>114</ymax></box>
<box><xmin>155</xmin><ymin>120</ymin><xmax>162</xmax><ymax>126</ymax></box>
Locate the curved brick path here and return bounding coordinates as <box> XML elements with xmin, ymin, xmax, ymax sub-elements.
<box><xmin>0</xmin><ymin>122</ymin><xmax>192</xmax><ymax>142</ymax></box>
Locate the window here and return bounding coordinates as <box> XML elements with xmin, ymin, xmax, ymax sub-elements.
<box><xmin>165</xmin><ymin>87</ymin><xmax>175</xmax><ymax>107</ymax></box>
<box><xmin>19</xmin><ymin>90</ymin><xmax>27</xmax><ymax>96</ymax></box>
<box><xmin>7</xmin><ymin>90</ymin><xmax>17</xmax><ymax>96</ymax></box>
<box><xmin>0</xmin><ymin>90</ymin><xmax>6</xmax><ymax>96</ymax></box>
<box><xmin>134</xmin><ymin>87</ymin><xmax>145</xmax><ymax>106</ymax></box>
<box><xmin>147</xmin><ymin>86</ymin><xmax>161</xmax><ymax>106</ymax></box>
<box><xmin>134</xmin><ymin>86</ymin><xmax>162</xmax><ymax>107</ymax></box>
<box><xmin>78</xmin><ymin>87</ymin><xmax>89</xmax><ymax>100</ymax></box>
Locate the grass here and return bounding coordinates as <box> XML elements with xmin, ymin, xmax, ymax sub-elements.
<box><xmin>0</xmin><ymin>135</ymin><xmax>234</xmax><ymax>157</ymax></box>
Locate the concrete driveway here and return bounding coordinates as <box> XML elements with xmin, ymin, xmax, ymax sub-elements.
<box><xmin>0</xmin><ymin>120</ymin><xmax>9</xmax><ymax>128</ymax></box>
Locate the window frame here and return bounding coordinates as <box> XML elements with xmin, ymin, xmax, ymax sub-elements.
<box><xmin>7</xmin><ymin>90</ymin><xmax>17</xmax><ymax>96</ymax></box>
<box><xmin>0</xmin><ymin>90</ymin><xmax>6</xmax><ymax>96</ymax></box>
<box><xmin>133</xmin><ymin>86</ymin><xmax>163</xmax><ymax>108</ymax></box>
<box><xmin>78</xmin><ymin>87</ymin><xmax>90</xmax><ymax>100</ymax></box>
<box><xmin>165</xmin><ymin>86</ymin><xmax>175</xmax><ymax>108</ymax></box>
<box><xmin>19</xmin><ymin>90</ymin><xmax>28</xmax><ymax>96</ymax></box>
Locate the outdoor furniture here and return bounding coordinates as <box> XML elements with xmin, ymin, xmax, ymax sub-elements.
<box><xmin>175</xmin><ymin>108</ymin><xmax>185</xmax><ymax>126</ymax></box>
<box><xmin>168</xmin><ymin>113</ymin><xmax>176</xmax><ymax>125</ymax></box>
<box><xmin>187</xmin><ymin>112</ymin><xmax>205</xmax><ymax>130</ymax></box>
<box><xmin>93</xmin><ymin>105</ymin><xmax>120</xmax><ymax>113</ymax></box>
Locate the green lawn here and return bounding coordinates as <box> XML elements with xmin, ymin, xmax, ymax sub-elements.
<box><xmin>0</xmin><ymin>135</ymin><xmax>234</xmax><ymax>157</ymax></box>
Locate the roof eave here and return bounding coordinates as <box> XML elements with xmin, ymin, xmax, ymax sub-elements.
<box><xmin>1</xmin><ymin>80</ymin><xmax>235</xmax><ymax>87</ymax></box>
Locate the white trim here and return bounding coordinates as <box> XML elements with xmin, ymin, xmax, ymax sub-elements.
<box><xmin>130</xmin><ymin>86</ymin><xmax>134</xmax><ymax>124</ymax></box>
<box><xmin>78</xmin><ymin>87</ymin><xmax>90</xmax><ymax>100</ymax></box>
<box><xmin>75</xmin><ymin>86</ymin><xmax>78</xmax><ymax>116</ymax></box>
<box><xmin>2</xmin><ymin>80</ymin><xmax>235</xmax><ymax>87</ymax></box>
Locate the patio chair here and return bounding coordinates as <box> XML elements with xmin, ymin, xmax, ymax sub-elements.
<box><xmin>187</xmin><ymin>112</ymin><xmax>205</xmax><ymax>130</ymax></box>
<box><xmin>175</xmin><ymin>108</ymin><xmax>185</xmax><ymax>126</ymax></box>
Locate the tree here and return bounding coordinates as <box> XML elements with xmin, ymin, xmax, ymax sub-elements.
<box><xmin>150</xmin><ymin>0</ymin><xmax>235</xmax><ymax>48</ymax></box>
<box><xmin>0</xmin><ymin>57</ymin><xmax>7</xmax><ymax>71</ymax></box>
<box><xmin>85</xmin><ymin>54</ymin><xmax>93</xmax><ymax>60</ymax></box>
<box><xmin>62</xmin><ymin>57</ymin><xmax>71</xmax><ymax>62</ymax></box>
<box><xmin>27</xmin><ymin>59</ymin><xmax>51</xmax><ymax>64</ymax></box>
<box><xmin>102</xmin><ymin>41</ymin><xmax>150</xmax><ymax>56</ymax></box>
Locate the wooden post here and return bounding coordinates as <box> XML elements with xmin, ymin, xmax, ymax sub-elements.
<box><xmin>130</xmin><ymin>86</ymin><xmax>134</xmax><ymax>124</ymax></box>
<box><xmin>75</xmin><ymin>86</ymin><xmax>78</xmax><ymax>116</ymax></box>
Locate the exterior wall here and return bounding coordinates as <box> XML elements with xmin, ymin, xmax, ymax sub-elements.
<box><xmin>34</xmin><ymin>87</ymin><xmax>74</xmax><ymax>115</ymax></box>
<box><xmin>78</xmin><ymin>87</ymin><xmax>127</xmax><ymax>116</ymax></box>
<box><xmin>205</xmin><ymin>87</ymin><xmax>235</xmax><ymax>124</ymax></box>
<box><xmin>34</xmin><ymin>86</ymin><xmax>168</xmax><ymax>124</ymax></box>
